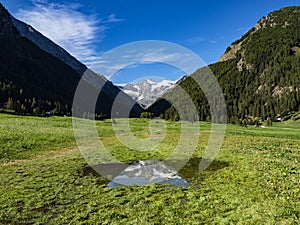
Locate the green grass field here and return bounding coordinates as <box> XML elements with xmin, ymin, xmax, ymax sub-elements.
<box><xmin>1</xmin><ymin>113</ymin><xmax>300</xmax><ymax>224</ymax></box>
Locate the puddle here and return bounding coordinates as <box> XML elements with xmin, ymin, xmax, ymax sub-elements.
<box><xmin>80</xmin><ymin>158</ymin><xmax>229</xmax><ymax>187</ymax></box>
<box><xmin>107</xmin><ymin>160</ymin><xmax>189</xmax><ymax>188</ymax></box>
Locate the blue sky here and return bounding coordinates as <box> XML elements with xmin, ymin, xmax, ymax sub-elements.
<box><xmin>2</xmin><ymin>0</ymin><xmax>300</xmax><ymax>83</ymax></box>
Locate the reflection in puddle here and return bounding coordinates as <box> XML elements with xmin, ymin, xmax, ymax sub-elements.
<box><xmin>108</xmin><ymin>160</ymin><xmax>189</xmax><ymax>188</ymax></box>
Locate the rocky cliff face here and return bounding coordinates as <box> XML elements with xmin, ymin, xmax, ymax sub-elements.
<box><xmin>218</xmin><ymin>10</ymin><xmax>292</xmax><ymax>71</ymax></box>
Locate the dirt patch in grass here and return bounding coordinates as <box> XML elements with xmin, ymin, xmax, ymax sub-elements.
<box><xmin>2</xmin><ymin>147</ymin><xmax>80</xmax><ymax>166</ymax></box>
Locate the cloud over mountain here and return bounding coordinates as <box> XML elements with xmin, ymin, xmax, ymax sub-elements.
<box><xmin>16</xmin><ymin>0</ymin><xmax>122</xmax><ymax>67</ymax></box>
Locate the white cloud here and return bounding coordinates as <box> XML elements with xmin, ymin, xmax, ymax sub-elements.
<box><xmin>91</xmin><ymin>45</ymin><xmax>200</xmax><ymax>78</ymax></box>
<box><xmin>187</xmin><ymin>37</ymin><xmax>217</xmax><ymax>44</ymax></box>
<box><xmin>107</xmin><ymin>14</ymin><xmax>124</xmax><ymax>23</ymax></box>
<box><xmin>237</xmin><ymin>27</ymin><xmax>246</xmax><ymax>32</ymax></box>
<box><xmin>15</xmin><ymin>0</ymin><xmax>122</xmax><ymax>66</ymax></box>
<box><xmin>134</xmin><ymin>48</ymin><xmax>182</xmax><ymax>62</ymax></box>
<box><xmin>91</xmin><ymin>48</ymin><xmax>184</xmax><ymax>76</ymax></box>
<box><xmin>186</xmin><ymin>37</ymin><xmax>206</xmax><ymax>44</ymax></box>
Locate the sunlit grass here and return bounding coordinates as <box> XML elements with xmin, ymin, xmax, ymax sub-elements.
<box><xmin>0</xmin><ymin>113</ymin><xmax>300</xmax><ymax>224</ymax></box>
<box><xmin>0</xmin><ymin>113</ymin><xmax>75</xmax><ymax>162</ymax></box>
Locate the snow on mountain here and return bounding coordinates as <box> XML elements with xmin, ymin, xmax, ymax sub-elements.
<box><xmin>120</xmin><ymin>79</ymin><xmax>177</xmax><ymax>108</ymax></box>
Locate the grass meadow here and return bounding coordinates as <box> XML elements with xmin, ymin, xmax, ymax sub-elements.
<box><xmin>0</xmin><ymin>113</ymin><xmax>300</xmax><ymax>224</ymax></box>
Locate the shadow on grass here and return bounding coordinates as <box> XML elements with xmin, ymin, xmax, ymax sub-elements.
<box><xmin>78</xmin><ymin>163</ymin><xmax>128</xmax><ymax>182</ymax></box>
<box><xmin>177</xmin><ymin>157</ymin><xmax>229</xmax><ymax>181</ymax></box>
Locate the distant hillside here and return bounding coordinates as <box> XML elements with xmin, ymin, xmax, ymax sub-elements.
<box><xmin>149</xmin><ymin>6</ymin><xmax>300</xmax><ymax>123</ymax></box>
<box><xmin>0</xmin><ymin>3</ymin><xmax>142</xmax><ymax>118</ymax></box>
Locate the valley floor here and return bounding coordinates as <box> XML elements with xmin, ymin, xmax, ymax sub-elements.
<box><xmin>0</xmin><ymin>114</ymin><xmax>300</xmax><ymax>224</ymax></box>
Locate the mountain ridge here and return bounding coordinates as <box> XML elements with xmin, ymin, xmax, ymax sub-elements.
<box><xmin>11</xmin><ymin>17</ymin><xmax>87</xmax><ymax>76</ymax></box>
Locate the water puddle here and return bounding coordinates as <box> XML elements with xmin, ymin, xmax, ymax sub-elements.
<box><xmin>107</xmin><ymin>160</ymin><xmax>189</xmax><ymax>188</ymax></box>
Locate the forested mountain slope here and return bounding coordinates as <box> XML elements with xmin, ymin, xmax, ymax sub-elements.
<box><xmin>149</xmin><ymin>6</ymin><xmax>300</xmax><ymax>123</ymax></box>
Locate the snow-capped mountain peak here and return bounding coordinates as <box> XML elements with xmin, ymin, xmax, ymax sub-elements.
<box><xmin>120</xmin><ymin>78</ymin><xmax>177</xmax><ymax>108</ymax></box>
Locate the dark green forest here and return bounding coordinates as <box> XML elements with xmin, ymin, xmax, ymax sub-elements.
<box><xmin>0</xmin><ymin>35</ymin><xmax>80</xmax><ymax>116</ymax></box>
<box><xmin>0</xmin><ymin>34</ymin><xmax>141</xmax><ymax>119</ymax></box>
<box><xmin>149</xmin><ymin>6</ymin><xmax>300</xmax><ymax>123</ymax></box>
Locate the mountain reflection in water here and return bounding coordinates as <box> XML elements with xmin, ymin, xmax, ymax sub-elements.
<box><xmin>107</xmin><ymin>160</ymin><xmax>189</xmax><ymax>188</ymax></box>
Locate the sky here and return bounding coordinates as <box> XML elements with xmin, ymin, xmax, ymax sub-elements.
<box><xmin>2</xmin><ymin>0</ymin><xmax>300</xmax><ymax>83</ymax></box>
